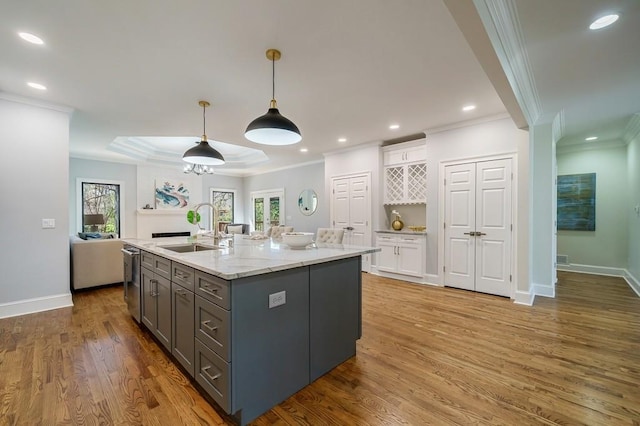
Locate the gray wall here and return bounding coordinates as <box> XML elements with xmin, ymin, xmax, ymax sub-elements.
<box><xmin>0</xmin><ymin>97</ymin><xmax>71</xmax><ymax>310</ymax></box>
<box><xmin>243</xmin><ymin>162</ymin><xmax>327</xmax><ymax>233</ymax></box>
<box><xmin>69</xmin><ymin>158</ymin><xmax>138</xmax><ymax>238</ymax></box>
<box><xmin>557</xmin><ymin>144</ymin><xmax>629</xmax><ymax>268</ymax></box>
<box><xmin>202</xmin><ymin>173</ymin><xmax>245</xmax><ymax>225</ymax></box>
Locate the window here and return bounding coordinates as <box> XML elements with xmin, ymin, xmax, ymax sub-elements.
<box><xmin>210</xmin><ymin>188</ymin><xmax>236</xmax><ymax>231</ymax></box>
<box><xmin>76</xmin><ymin>178</ymin><xmax>125</xmax><ymax>237</ymax></box>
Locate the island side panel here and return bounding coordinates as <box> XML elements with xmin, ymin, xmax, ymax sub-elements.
<box><xmin>309</xmin><ymin>256</ymin><xmax>362</xmax><ymax>382</ymax></box>
<box><xmin>231</xmin><ymin>267</ymin><xmax>310</xmax><ymax>425</ymax></box>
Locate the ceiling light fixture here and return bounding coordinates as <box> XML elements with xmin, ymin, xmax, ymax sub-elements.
<box><xmin>585</xmin><ymin>136</ymin><xmax>598</xmax><ymax>141</ymax></box>
<box><xmin>300</xmin><ymin>148</ymin><xmax>308</xmax><ymax>153</ymax></box>
<box><xmin>245</xmin><ymin>49</ymin><xmax>301</xmax><ymax>145</ymax></box>
<box><xmin>389</xmin><ymin>124</ymin><xmax>400</xmax><ymax>130</ymax></box>
<box><xmin>338</xmin><ymin>137</ymin><xmax>347</xmax><ymax>143</ymax></box>
<box><xmin>183</xmin><ymin>101</ymin><xmax>225</xmax><ymax>170</ymax></box>
<box><xmin>18</xmin><ymin>32</ymin><xmax>44</xmax><ymax>45</ymax></box>
<box><xmin>462</xmin><ymin>105</ymin><xmax>476</xmax><ymax>111</ymax></box>
<box><xmin>589</xmin><ymin>14</ymin><xmax>619</xmax><ymax>30</ymax></box>
<box><xmin>27</xmin><ymin>82</ymin><xmax>47</xmax><ymax>90</ymax></box>
<box><xmin>184</xmin><ymin>164</ymin><xmax>214</xmax><ymax>175</ymax></box>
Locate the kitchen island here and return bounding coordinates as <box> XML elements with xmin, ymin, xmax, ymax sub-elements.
<box><xmin>123</xmin><ymin>235</ymin><xmax>379</xmax><ymax>425</ymax></box>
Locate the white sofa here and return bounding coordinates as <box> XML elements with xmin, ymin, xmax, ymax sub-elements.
<box><xmin>70</xmin><ymin>235</ymin><xmax>124</xmax><ymax>290</ymax></box>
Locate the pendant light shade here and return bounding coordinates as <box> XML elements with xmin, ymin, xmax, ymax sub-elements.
<box><xmin>183</xmin><ymin>100</ymin><xmax>225</xmax><ymax>166</ymax></box>
<box><xmin>245</xmin><ymin>49</ymin><xmax>301</xmax><ymax>145</ymax></box>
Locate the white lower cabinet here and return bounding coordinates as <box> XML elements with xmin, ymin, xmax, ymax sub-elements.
<box><xmin>376</xmin><ymin>234</ymin><xmax>425</xmax><ymax>278</ymax></box>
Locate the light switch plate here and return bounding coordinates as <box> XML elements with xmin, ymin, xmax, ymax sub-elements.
<box><xmin>268</xmin><ymin>290</ymin><xmax>286</xmax><ymax>309</ymax></box>
<box><xmin>42</xmin><ymin>218</ymin><xmax>56</xmax><ymax>229</ymax></box>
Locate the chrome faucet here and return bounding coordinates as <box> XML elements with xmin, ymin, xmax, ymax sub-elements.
<box><xmin>192</xmin><ymin>202</ymin><xmax>220</xmax><ymax>239</ymax></box>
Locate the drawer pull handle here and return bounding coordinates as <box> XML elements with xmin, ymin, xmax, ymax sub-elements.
<box><xmin>175</xmin><ymin>288</ymin><xmax>188</xmax><ymax>297</ymax></box>
<box><xmin>201</xmin><ymin>366</ymin><xmax>221</xmax><ymax>381</ymax></box>
<box><xmin>201</xmin><ymin>284</ymin><xmax>219</xmax><ymax>295</ymax></box>
<box><xmin>201</xmin><ymin>320</ymin><xmax>218</xmax><ymax>332</ymax></box>
<box><xmin>175</xmin><ymin>272</ymin><xmax>187</xmax><ymax>278</ymax></box>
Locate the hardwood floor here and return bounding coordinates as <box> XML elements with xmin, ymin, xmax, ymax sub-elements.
<box><xmin>1</xmin><ymin>271</ymin><xmax>639</xmax><ymax>425</ymax></box>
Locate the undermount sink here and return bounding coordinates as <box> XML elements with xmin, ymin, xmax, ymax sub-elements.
<box><xmin>161</xmin><ymin>243</ymin><xmax>219</xmax><ymax>253</ymax></box>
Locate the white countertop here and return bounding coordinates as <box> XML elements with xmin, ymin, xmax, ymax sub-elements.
<box><xmin>123</xmin><ymin>235</ymin><xmax>380</xmax><ymax>281</ymax></box>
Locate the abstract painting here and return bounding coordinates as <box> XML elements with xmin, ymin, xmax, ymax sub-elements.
<box><xmin>155</xmin><ymin>179</ymin><xmax>190</xmax><ymax>209</ymax></box>
<box><xmin>557</xmin><ymin>173</ymin><xmax>596</xmax><ymax>231</ymax></box>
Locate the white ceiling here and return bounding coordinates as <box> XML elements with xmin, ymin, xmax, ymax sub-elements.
<box><xmin>1</xmin><ymin>1</ymin><xmax>638</xmax><ymax>175</ymax></box>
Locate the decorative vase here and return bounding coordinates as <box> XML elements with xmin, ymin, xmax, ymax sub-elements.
<box><xmin>392</xmin><ymin>218</ymin><xmax>404</xmax><ymax>231</ymax></box>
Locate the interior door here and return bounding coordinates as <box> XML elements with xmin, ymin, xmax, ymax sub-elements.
<box><xmin>331</xmin><ymin>174</ymin><xmax>371</xmax><ymax>271</ymax></box>
<box><xmin>444</xmin><ymin>158</ymin><xmax>512</xmax><ymax>297</ymax></box>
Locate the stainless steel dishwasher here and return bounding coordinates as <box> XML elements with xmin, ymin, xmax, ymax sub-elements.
<box><xmin>122</xmin><ymin>245</ymin><xmax>141</xmax><ymax>323</ymax></box>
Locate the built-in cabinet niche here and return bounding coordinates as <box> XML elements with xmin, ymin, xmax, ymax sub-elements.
<box><xmin>382</xmin><ymin>139</ymin><xmax>427</xmax><ymax>205</ymax></box>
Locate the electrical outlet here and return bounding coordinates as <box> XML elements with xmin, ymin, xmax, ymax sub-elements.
<box><xmin>268</xmin><ymin>291</ymin><xmax>286</xmax><ymax>309</ymax></box>
<box><xmin>42</xmin><ymin>218</ymin><xmax>56</xmax><ymax>229</ymax></box>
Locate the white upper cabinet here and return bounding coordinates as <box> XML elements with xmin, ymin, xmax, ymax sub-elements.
<box><xmin>382</xmin><ymin>140</ymin><xmax>427</xmax><ymax>204</ymax></box>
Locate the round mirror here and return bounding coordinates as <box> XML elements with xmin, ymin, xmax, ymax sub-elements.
<box><xmin>298</xmin><ymin>189</ymin><xmax>318</xmax><ymax>216</ymax></box>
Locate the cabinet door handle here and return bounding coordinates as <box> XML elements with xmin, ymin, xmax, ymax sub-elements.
<box><xmin>397</xmin><ymin>246</ymin><xmax>401</xmax><ymax>255</ymax></box>
<box><xmin>150</xmin><ymin>279</ymin><xmax>159</xmax><ymax>297</ymax></box>
<box><xmin>201</xmin><ymin>320</ymin><xmax>219</xmax><ymax>332</ymax></box>
<box><xmin>477</xmin><ymin>232</ymin><xmax>486</xmax><ymax>236</ymax></box>
<box><xmin>464</xmin><ymin>232</ymin><xmax>473</xmax><ymax>236</ymax></box>
<box><xmin>201</xmin><ymin>366</ymin><xmax>221</xmax><ymax>381</ymax></box>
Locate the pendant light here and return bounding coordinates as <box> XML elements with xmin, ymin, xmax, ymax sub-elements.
<box><xmin>183</xmin><ymin>100</ymin><xmax>225</xmax><ymax>166</ymax></box>
<box><xmin>245</xmin><ymin>49</ymin><xmax>302</xmax><ymax>145</ymax></box>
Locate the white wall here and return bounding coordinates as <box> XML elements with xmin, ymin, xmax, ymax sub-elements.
<box><xmin>557</xmin><ymin>144</ymin><xmax>629</xmax><ymax>268</ymax></box>
<box><xmin>426</xmin><ymin>118</ymin><xmax>530</xmax><ymax>295</ymax></box>
<box><xmin>0</xmin><ymin>95</ymin><xmax>73</xmax><ymax>317</ymax></box>
<box><xmin>628</xmin><ymin>130</ymin><xmax>640</xmax><ymax>286</ymax></box>
<box><xmin>244</xmin><ymin>161</ymin><xmax>327</xmax><ymax>233</ymax></box>
<box><xmin>530</xmin><ymin>123</ymin><xmax>555</xmax><ymax>297</ymax></box>
<box><xmin>69</xmin><ymin>158</ymin><xmax>138</xmax><ymax>238</ymax></box>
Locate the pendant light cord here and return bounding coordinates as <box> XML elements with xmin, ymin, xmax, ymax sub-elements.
<box><xmin>202</xmin><ymin>103</ymin><xmax>206</xmax><ymax>137</ymax></box>
<box><xmin>272</xmin><ymin>54</ymin><xmax>276</xmax><ymax>101</ymax></box>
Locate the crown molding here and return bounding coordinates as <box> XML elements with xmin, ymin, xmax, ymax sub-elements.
<box><xmin>556</xmin><ymin>138</ymin><xmax>626</xmax><ymax>155</ymax></box>
<box><xmin>623</xmin><ymin>113</ymin><xmax>640</xmax><ymax>144</ymax></box>
<box><xmin>473</xmin><ymin>0</ymin><xmax>541</xmax><ymax>126</ymax></box>
<box><xmin>551</xmin><ymin>109</ymin><xmax>565</xmax><ymax>143</ymax></box>
<box><xmin>0</xmin><ymin>91</ymin><xmax>74</xmax><ymax>115</ymax></box>
<box><xmin>424</xmin><ymin>113</ymin><xmax>511</xmax><ymax>135</ymax></box>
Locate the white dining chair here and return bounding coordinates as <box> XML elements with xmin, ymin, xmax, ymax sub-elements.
<box><xmin>315</xmin><ymin>228</ymin><xmax>345</xmax><ymax>244</ymax></box>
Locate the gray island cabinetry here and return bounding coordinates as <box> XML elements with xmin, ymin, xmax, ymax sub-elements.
<box><xmin>127</xmin><ymin>236</ymin><xmax>377</xmax><ymax>426</ymax></box>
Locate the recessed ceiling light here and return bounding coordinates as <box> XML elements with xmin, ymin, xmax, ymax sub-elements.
<box><xmin>585</xmin><ymin>136</ymin><xmax>598</xmax><ymax>141</ymax></box>
<box><xmin>462</xmin><ymin>105</ymin><xmax>476</xmax><ymax>111</ymax></box>
<box><xmin>389</xmin><ymin>124</ymin><xmax>400</xmax><ymax>130</ymax></box>
<box><xmin>18</xmin><ymin>32</ymin><xmax>44</xmax><ymax>45</ymax></box>
<box><xmin>27</xmin><ymin>82</ymin><xmax>47</xmax><ymax>90</ymax></box>
<box><xmin>589</xmin><ymin>14</ymin><xmax>619</xmax><ymax>30</ymax></box>
<box><xmin>300</xmin><ymin>148</ymin><xmax>308</xmax><ymax>153</ymax></box>
<box><xmin>338</xmin><ymin>137</ymin><xmax>347</xmax><ymax>143</ymax></box>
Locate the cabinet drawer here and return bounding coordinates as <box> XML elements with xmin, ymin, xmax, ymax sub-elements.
<box><xmin>195</xmin><ymin>271</ymin><xmax>230</xmax><ymax>309</ymax></box>
<box><xmin>154</xmin><ymin>255</ymin><xmax>172</xmax><ymax>280</ymax></box>
<box><xmin>195</xmin><ymin>339</ymin><xmax>230</xmax><ymax>413</ymax></box>
<box><xmin>172</xmin><ymin>262</ymin><xmax>195</xmax><ymax>290</ymax></box>
<box><xmin>195</xmin><ymin>295</ymin><xmax>230</xmax><ymax>362</ymax></box>
<box><xmin>141</xmin><ymin>251</ymin><xmax>155</xmax><ymax>270</ymax></box>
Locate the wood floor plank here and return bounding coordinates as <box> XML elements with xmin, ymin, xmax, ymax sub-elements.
<box><xmin>1</xmin><ymin>271</ymin><xmax>639</xmax><ymax>425</ymax></box>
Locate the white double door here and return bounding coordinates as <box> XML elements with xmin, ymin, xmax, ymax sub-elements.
<box><xmin>331</xmin><ymin>173</ymin><xmax>371</xmax><ymax>271</ymax></box>
<box><xmin>444</xmin><ymin>158</ymin><xmax>512</xmax><ymax>297</ymax></box>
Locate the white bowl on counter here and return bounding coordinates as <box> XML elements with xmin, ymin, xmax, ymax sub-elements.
<box><xmin>281</xmin><ymin>232</ymin><xmax>315</xmax><ymax>249</ymax></box>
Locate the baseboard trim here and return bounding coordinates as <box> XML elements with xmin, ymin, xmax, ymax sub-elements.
<box><xmin>514</xmin><ymin>290</ymin><xmax>535</xmax><ymax>306</ymax></box>
<box><xmin>370</xmin><ymin>268</ymin><xmax>439</xmax><ymax>286</ymax></box>
<box><xmin>533</xmin><ymin>282</ymin><xmax>555</xmax><ymax>298</ymax></box>
<box><xmin>623</xmin><ymin>270</ymin><xmax>640</xmax><ymax>297</ymax></box>
<box><xmin>0</xmin><ymin>293</ymin><xmax>73</xmax><ymax>319</ymax></box>
<box><xmin>557</xmin><ymin>263</ymin><xmax>626</xmax><ymax>277</ymax></box>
